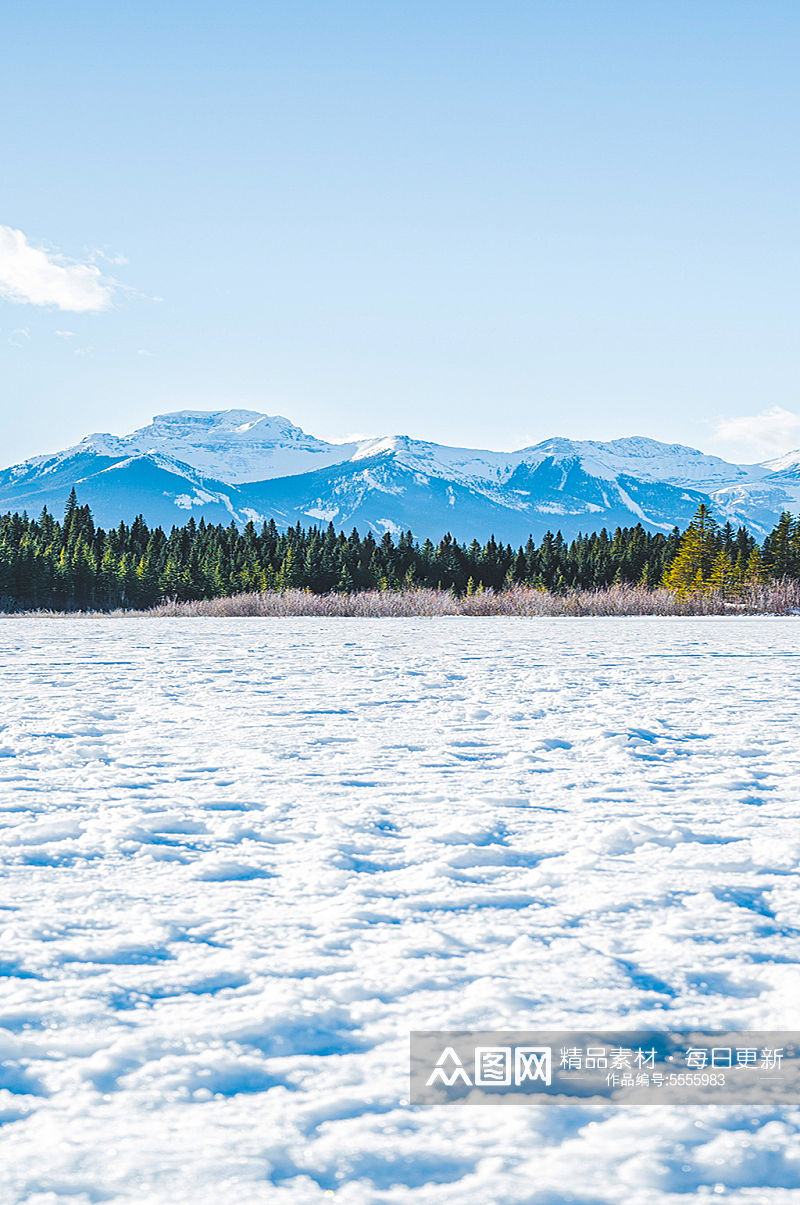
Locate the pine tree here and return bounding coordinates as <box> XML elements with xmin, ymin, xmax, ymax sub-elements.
<box><xmin>708</xmin><ymin>548</ymin><xmax>736</xmax><ymax>598</ymax></box>
<box><xmin>662</xmin><ymin>504</ymin><xmax>720</xmax><ymax>598</ymax></box>
<box><xmin>746</xmin><ymin>545</ymin><xmax>766</xmax><ymax>584</ymax></box>
<box><xmin>763</xmin><ymin>511</ymin><xmax>794</xmax><ymax>578</ymax></box>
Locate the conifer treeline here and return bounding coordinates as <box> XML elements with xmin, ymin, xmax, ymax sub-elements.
<box><xmin>0</xmin><ymin>488</ymin><xmax>798</xmax><ymax>611</ymax></box>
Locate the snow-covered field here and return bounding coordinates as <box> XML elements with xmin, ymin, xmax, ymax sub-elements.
<box><xmin>1</xmin><ymin>617</ymin><xmax>799</xmax><ymax>1203</ymax></box>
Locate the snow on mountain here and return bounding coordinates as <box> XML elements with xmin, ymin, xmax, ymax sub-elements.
<box><xmin>762</xmin><ymin>446</ymin><xmax>800</xmax><ymax>479</ymax></box>
<box><xmin>1</xmin><ymin>408</ymin><xmax>799</xmax><ymax>539</ymax></box>
<box><xmin>349</xmin><ymin>434</ymin><xmax>516</xmax><ymax>485</ymax></box>
<box><xmin>65</xmin><ymin>409</ymin><xmax>359</xmax><ymax>483</ymax></box>
<box><xmin>238</xmin><ymin>441</ymin><xmax>719</xmax><ymax>541</ymax></box>
<box><xmin>0</xmin><ymin>446</ymin><xmax>243</xmax><ymax>530</ymax></box>
<box><xmin>347</xmin><ymin>433</ymin><xmax>767</xmax><ymax>495</ymax></box>
<box><xmin>516</xmin><ymin>435</ymin><xmax>766</xmax><ymax>487</ymax></box>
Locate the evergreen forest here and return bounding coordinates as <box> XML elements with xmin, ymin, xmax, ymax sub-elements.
<box><xmin>1</xmin><ymin>490</ymin><xmax>798</xmax><ymax>612</ymax></box>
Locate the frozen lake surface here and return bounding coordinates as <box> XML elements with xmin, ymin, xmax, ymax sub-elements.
<box><xmin>1</xmin><ymin>617</ymin><xmax>799</xmax><ymax>1202</ymax></box>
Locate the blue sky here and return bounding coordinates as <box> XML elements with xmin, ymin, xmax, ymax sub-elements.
<box><xmin>2</xmin><ymin>1</ymin><xmax>800</xmax><ymax>464</ymax></box>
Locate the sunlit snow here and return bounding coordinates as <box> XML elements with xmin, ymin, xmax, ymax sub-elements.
<box><xmin>0</xmin><ymin>617</ymin><xmax>799</xmax><ymax>1203</ymax></box>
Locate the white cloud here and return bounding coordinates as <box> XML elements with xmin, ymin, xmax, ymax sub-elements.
<box><xmin>714</xmin><ymin>407</ymin><xmax>800</xmax><ymax>461</ymax></box>
<box><xmin>55</xmin><ymin>329</ymin><xmax>75</xmax><ymax>338</ymax></box>
<box><xmin>0</xmin><ymin>225</ymin><xmax>114</xmax><ymax>312</ymax></box>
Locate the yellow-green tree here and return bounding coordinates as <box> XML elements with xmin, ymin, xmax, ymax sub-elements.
<box><xmin>746</xmin><ymin>544</ymin><xmax>767</xmax><ymax>583</ymax></box>
<box><xmin>662</xmin><ymin>504</ymin><xmax>720</xmax><ymax>598</ymax></box>
<box><xmin>707</xmin><ymin>548</ymin><xmax>736</xmax><ymax>597</ymax></box>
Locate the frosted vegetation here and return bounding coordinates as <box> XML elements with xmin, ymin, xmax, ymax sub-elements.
<box><xmin>0</xmin><ymin>618</ymin><xmax>798</xmax><ymax>1202</ymax></box>
<box><xmin>129</xmin><ymin>581</ymin><xmax>800</xmax><ymax>617</ymax></box>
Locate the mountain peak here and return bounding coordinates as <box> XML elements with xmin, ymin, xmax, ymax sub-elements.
<box><xmin>762</xmin><ymin>447</ymin><xmax>800</xmax><ymax>476</ymax></box>
<box><xmin>77</xmin><ymin>409</ymin><xmax>355</xmax><ymax>484</ymax></box>
<box><xmin>520</xmin><ymin>434</ymin><xmax>757</xmax><ymax>487</ymax></box>
<box><xmin>148</xmin><ymin>409</ymin><xmax>301</xmax><ymax>436</ymax></box>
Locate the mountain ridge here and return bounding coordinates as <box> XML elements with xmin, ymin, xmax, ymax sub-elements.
<box><xmin>2</xmin><ymin>409</ymin><xmax>799</xmax><ymax>541</ymax></box>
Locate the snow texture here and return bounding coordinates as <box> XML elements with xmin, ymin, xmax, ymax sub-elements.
<box><xmin>0</xmin><ymin>617</ymin><xmax>799</xmax><ymax>1203</ymax></box>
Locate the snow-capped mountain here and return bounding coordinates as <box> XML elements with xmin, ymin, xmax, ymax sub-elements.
<box><xmin>15</xmin><ymin>409</ymin><xmax>358</xmax><ymax>484</ymax></box>
<box><xmin>1</xmin><ymin>408</ymin><xmax>799</xmax><ymax>540</ymax></box>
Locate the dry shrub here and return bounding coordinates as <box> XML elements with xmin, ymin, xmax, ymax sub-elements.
<box><xmin>131</xmin><ymin>581</ymin><xmax>800</xmax><ymax>618</ymax></box>
<box><xmin>5</xmin><ymin>581</ymin><xmax>800</xmax><ymax>618</ymax></box>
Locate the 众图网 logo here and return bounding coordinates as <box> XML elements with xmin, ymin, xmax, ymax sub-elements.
<box><xmin>426</xmin><ymin>1045</ymin><xmax>552</xmax><ymax>1088</ymax></box>
<box><xmin>411</xmin><ymin>1029</ymin><xmax>800</xmax><ymax>1105</ymax></box>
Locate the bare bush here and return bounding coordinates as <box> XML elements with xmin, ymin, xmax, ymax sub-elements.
<box><xmin>8</xmin><ymin>580</ymin><xmax>797</xmax><ymax>618</ymax></box>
